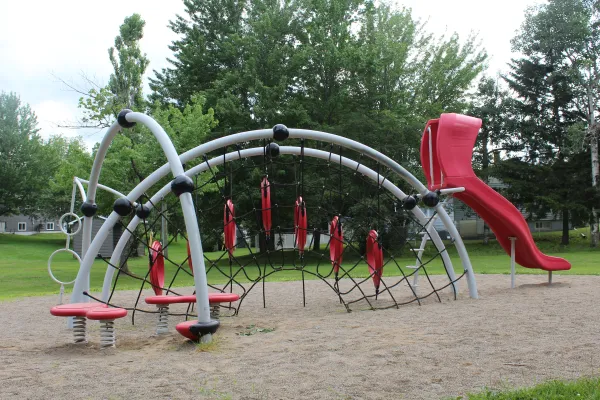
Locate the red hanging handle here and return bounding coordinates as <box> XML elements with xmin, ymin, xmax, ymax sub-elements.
<box><xmin>366</xmin><ymin>230</ymin><xmax>384</xmax><ymax>293</ymax></box>
<box><xmin>330</xmin><ymin>216</ymin><xmax>343</xmax><ymax>275</ymax></box>
<box><xmin>224</xmin><ymin>199</ymin><xmax>236</xmax><ymax>257</ymax></box>
<box><xmin>261</xmin><ymin>177</ymin><xmax>272</xmax><ymax>237</ymax></box>
<box><xmin>149</xmin><ymin>240</ymin><xmax>165</xmax><ymax>295</ymax></box>
<box><xmin>294</xmin><ymin>196</ymin><xmax>308</xmax><ymax>254</ymax></box>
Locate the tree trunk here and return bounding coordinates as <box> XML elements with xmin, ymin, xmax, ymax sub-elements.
<box><xmin>258</xmin><ymin>231</ymin><xmax>267</xmax><ymax>253</ymax></box>
<box><xmin>483</xmin><ymin>224</ymin><xmax>490</xmax><ymax>245</ymax></box>
<box><xmin>481</xmin><ymin>129</ymin><xmax>490</xmax><ymax>245</ymax></box>
<box><xmin>118</xmin><ymin>238</ymin><xmax>135</xmax><ymax>275</ymax></box>
<box><xmin>561</xmin><ymin>208</ymin><xmax>569</xmax><ymax>246</ymax></box>
<box><xmin>313</xmin><ymin>228</ymin><xmax>321</xmax><ymax>250</ymax></box>
<box><xmin>590</xmin><ymin>129</ymin><xmax>599</xmax><ymax>247</ymax></box>
<box><xmin>588</xmin><ymin>83</ymin><xmax>599</xmax><ymax>247</ymax></box>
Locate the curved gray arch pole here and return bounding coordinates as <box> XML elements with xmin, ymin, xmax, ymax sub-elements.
<box><xmin>77</xmin><ymin>121</ymin><xmax>121</xmax><ymax>302</ymax></box>
<box><xmin>101</xmin><ymin>146</ymin><xmax>460</xmax><ymax>302</ymax></box>
<box><xmin>81</xmin><ymin>119</ymin><xmax>476</xmax><ymax>310</ymax></box>
<box><xmin>72</xmin><ymin>112</ymin><xmax>213</xmax><ymax>334</ymax></box>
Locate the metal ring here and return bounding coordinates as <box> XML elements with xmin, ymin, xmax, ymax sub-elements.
<box><xmin>59</xmin><ymin>212</ymin><xmax>81</xmax><ymax>236</ymax></box>
<box><xmin>48</xmin><ymin>248</ymin><xmax>81</xmax><ymax>285</ymax></box>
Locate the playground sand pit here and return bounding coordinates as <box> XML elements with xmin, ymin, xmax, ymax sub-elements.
<box><xmin>1</xmin><ymin>274</ymin><xmax>599</xmax><ymax>399</ymax></box>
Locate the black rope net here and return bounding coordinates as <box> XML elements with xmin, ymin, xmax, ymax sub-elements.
<box><xmin>95</xmin><ymin>138</ymin><xmax>466</xmax><ymax>322</ymax></box>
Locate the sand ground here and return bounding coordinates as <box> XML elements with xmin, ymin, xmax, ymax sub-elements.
<box><xmin>1</xmin><ymin>274</ymin><xmax>599</xmax><ymax>400</ymax></box>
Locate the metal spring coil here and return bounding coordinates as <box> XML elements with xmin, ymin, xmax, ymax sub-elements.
<box><xmin>73</xmin><ymin>316</ymin><xmax>87</xmax><ymax>343</ymax></box>
<box><xmin>156</xmin><ymin>305</ymin><xmax>169</xmax><ymax>334</ymax></box>
<box><xmin>210</xmin><ymin>305</ymin><xmax>220</xmax><ymax>319</ymax></box>
<box><xmin>99</xmin><ymin>320</ymin><xmax>116</xmax><ymax>348</ymax></box>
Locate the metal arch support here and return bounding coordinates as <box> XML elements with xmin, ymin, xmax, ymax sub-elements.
<box><xmin>72</xmin><ymin>113</ymin><xmax>213</xmax><ymax>335</ymax></box>
<box><xmin>74</xmin><ymin>177</ymin><xmax>129</xmax><ymax>200</ymax></box>
<box><xmin>80</xmin><ymin>115</ymin><xmax>477</xmax><ymax>317</ymax></box>
<box><xmin>101</xmin><ymin>146</ymin><xmax>461</xmax><ymax>302</ymax></box>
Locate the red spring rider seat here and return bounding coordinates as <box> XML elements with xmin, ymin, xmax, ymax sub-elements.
<box><xmin>144</xmin><ymin>292</ymin><xmax>240</xmax><ymax>335</ymax></box>
<box><xmin>50</xmin><ymin>302</ymin><xmax>106</xmax><ymax>343</ymax></box>
<box><xmin>86</xmin><ymin>307</ymin><xmax>128</xmax><ymax>348</ymax></box>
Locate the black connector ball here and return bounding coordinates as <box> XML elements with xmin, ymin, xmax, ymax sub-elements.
<box><xmin>272</xmin><ymin>124</ymin><xmax>289</xmax><ymax>141</ymax></box>
<box><xmin>403</xmin><ymin>195</ymin><xmax>418</xmax><ymax>210</ymax></box>
<box><xmin>113</xmin><ymin>197</ymin><xmax>133</xmax><ymax>216</ymax></box>
<box><xmin>117</xmin><ymin>109</ymin><xmax>136</xmax><ymax>128</ymax></box>
<box><xmin>422</xmin><ymin>191</ymin><xmax>440</xmax><ymax>208</ymax></box>
<box><xmin>135</xmin><ymin>204</ymin><xmax>151</xmax><ymax>219</ymax></box>
<box><xmin>80</xmin><ymin>201</ymin><xmax>98</xmax><ymax>217</ymax></box>
<box><xmin>171</xmin><ymin>175</ymin><xmax>194</xmax><ymax>197</ymax></box>
<box><xmin>265</xmin><ymin>142</ymin><xmax>280</xmax><ymax>158</ymax></box>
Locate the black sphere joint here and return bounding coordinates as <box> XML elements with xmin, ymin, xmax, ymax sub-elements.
<box><xmin>272</xmin><ymin>124</ymin><xmax>289</xmax><ymax>141</ymax></box>
<box><xmin>135</xmin><ymin>204</ymin><xmax>151</xmax><ymax>219</ymax></box>
<box><xmin>422</xmin><ymin>191</ymin><xmax>440</xmax><ymax>208</ymax></box>
<box><xmin>403</xmin><ymin>195</ymin><xmax>418</xmax><ymax>210</ymax></box>
<box><xmin>189</xmin><ymin>319</ymin><xmax>220</xmax><ymax>338</ymax></box>
<box><xmin>265</xmin><ymin>142</ymin><xmax>280</xmax><ymax>158</ymax></box>
<box><xmin>80</xmin><ymin>201</ymin><xmax>98</xmax><ymax>217</ymax></box>
<box><xmin>117</xmin><ymin>109</ymin><xmax>136</xmax><ymax>128</ymax></box>
<box><xmin>171</xmin><ymin>175</ymin><xmax>194</xmax><ymax>197</ymax></box>
<box><xmin>113</xmin><ymin>197</ymin><xmax>133</xmax><ymax>217</ymax></box>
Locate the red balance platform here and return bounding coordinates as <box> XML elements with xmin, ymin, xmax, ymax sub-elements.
<box><xmin>175</xmin><ymin>320</ymin><xmax>199</xmax><ymax>341</ymax></box>
<box><xmin>144</xmin><ymin>293</ymin><xmax>240</xmax><ymax>305</ymax></box>
<box><xmin>50</xmin><ymin>302</ymin><xmax>106</xmax><ymax>317</ymax></box>
<box><xmin>86</xmin><ymin>307</ymin><xmax>128</xmax><ymax>320</ymax></box>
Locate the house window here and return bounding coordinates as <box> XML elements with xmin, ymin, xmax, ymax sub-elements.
<box><xmin>18</xmin><ymin>222</ymin><xmax>26</xmax><ymax>231</ymax></box>
<box><xmin>46</xmin><ymin>222</ymin><xmax>54</xmax><ymax>231</ymax></box>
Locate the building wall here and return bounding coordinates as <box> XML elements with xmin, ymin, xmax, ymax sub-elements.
<box><xmin>0</xmin><ymin>215</ymin><xmax>60</xmax><ymax>233</ymax></box>
<box><xmin>453</xmin><ymin>198</ymin><xmax>569</xmax><ymax>239</ymax></box>
<box><xmin>73</xmin><ymin>218</ymin><xmax>116</xmax><ymax>258</ymax></box>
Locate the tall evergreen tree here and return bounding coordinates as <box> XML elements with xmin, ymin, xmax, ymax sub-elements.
<box><xmin>504</xmin><ymin>8</ymin><xmax>589</xmax><ymax>244</ymax></box>
<box><xmin>510</xmin><ymin>0</ymin><xmax>600</xmax><ymax>246</ymax></box>
<box><xmin>0</xmin><ymin>92</ymin><xmax>47</xmax><ymax>216</ymax></box>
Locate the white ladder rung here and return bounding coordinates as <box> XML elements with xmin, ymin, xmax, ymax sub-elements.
<box><xmin>410</xmin><ymin>248</ymin><xmax>425</xmax><ymax>252</ymax></box>
<box><xmin>405</xmin><ymin>265</ymin><xmax>419</xmax><ymax>269</ymax></box>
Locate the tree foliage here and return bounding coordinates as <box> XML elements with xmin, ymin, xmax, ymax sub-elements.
<box><xmin>0</xmin><ymin>92</ymin><xmax>47</xmax><ymax>216</ymax></box>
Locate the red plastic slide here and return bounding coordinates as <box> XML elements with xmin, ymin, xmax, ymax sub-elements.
<box><xmin>420</xmin><ymin>113</ymin><xmax>570</xmax><ymax>272</ymax></box>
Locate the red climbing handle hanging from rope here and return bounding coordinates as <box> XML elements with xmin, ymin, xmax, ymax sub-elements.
<box><xmin>366</xmin><ymin>230</ymin><xmax>384</xmax><ymax>296</ymax></box>
<box><xmin>261</xmin><ymin>176</ymin><xmax>272</xmax><ymax>237</ymax></box>
<box><xmin>224</xmin><ymin>199</ymin><xmax>236</xmax><ymax>257</ymax></box>
<box><xmin>330</xmin><ymin>216</ymin><xmax>343</xmax><ymax>276</ymax></box>
<box><xmin>294</xmin><ymin>196</ymin><xmax>307</xmax><ymax>254</ymax></box>
<box><xmin>149</xmin><ymin>240</ymin><xmax>165</xmax><ymax>296</ymax></box>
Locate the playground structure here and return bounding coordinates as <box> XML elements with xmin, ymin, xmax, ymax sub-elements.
<box><xmin>48</xmin><ymin>110</ymin><xmax>571</xmax><ymax>347</ymax></box>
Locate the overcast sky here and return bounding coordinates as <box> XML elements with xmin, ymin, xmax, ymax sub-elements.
<box><xmin>0</xmin><ymin>0</ymin><xmax>543</xmax><ymax>145</ymax></box>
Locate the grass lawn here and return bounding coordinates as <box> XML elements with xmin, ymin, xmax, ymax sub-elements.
<box><xmin>0</xmin><ymin>229</ymin><xmax>599</xmax><ymax>300</ymax></box>
<box><xmin>457</xmin><ymin>377</ymin><xmax>600</xmax><ymax>399</ymax></box>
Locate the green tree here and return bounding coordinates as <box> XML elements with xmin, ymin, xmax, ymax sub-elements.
<box><xmin>0</xmin><ymin>92</ymin><xmax>48</xmax><ymax>216</ymax></box>
<box><xmin>511</xmin><ymin>0</ymin><xmax>600</xmax><ymax>246</ymax></box>
<box><xmin>502</xmin><ymin>6</ymin><xmax>589</xmax><ymax>245</ymax></box>
<box><xmin>148</xmin><ymin>0</ymin><xmax>488</xmax><ymax>250</ymax></box>
<box><xmin>41</xmin><ymin>136</ymin><xmax>93</xmax><ymax>216</ymax></box>
<box><xmin>79</xmin><ymin>13</ymin><xmax>149</xmax><ymax>127</ymax></box>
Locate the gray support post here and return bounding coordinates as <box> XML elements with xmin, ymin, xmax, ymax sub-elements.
<box><xmin>510</xmin><ymin>237</ymin><xmax>517</xmax><ymax>289</ymax></box>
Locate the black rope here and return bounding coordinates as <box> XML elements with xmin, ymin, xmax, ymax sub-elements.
<box><xmin>104</xmin><ymin>140</ymin><xmax>466</xmax><ymax>318</ymax></box>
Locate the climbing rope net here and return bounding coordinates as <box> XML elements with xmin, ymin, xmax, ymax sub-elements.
<box><xmin>88</xmin><ymin>136</ymin><xmax>466</xmax><ymax>322</ymax></box>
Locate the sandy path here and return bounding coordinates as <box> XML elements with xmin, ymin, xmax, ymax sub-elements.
<box><xmin>1</xmin><ymin>274</ymin><xmax>599</xmax><ymax>399</ymax></box>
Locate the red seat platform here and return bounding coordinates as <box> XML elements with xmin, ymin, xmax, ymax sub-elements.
<box><xmin>50</xmin><ymin>302</ymin><xmax>106</xmax><ymax>317</ymax></box>
<box><xmin>144</xmin><ymin>293</ymin><xmax>240</xmax><ymax>305</ymax></box>
<box><xmin>175</xmin><ymin>320</ymin><xmax>199</xmax><ymax>341</ymax></box>
<box><xmin>86</xmin><ymin>307</ymin><xmax>128</xmax><ymax>320</ymax></box>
